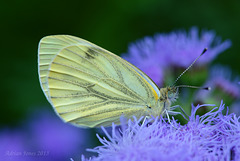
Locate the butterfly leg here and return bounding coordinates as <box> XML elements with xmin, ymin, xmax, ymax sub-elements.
<box><xmin>142</xmin><ymin>116</ymin><xmax>151</xmax><ymax>126</ymax></box>
<box><xmin>164</xmin><ymin>109</ymin><xmax>177</xmax><ymax>129</ymax></box>
<box><xmin>169</xmin><ymin>105</ymin><xmax>189</xmax><ymax>121</ymax></box>
<box><xmin>167</xmin><ymin>111</ymin><xmax>188</xmax><ymax>120</ymax></box>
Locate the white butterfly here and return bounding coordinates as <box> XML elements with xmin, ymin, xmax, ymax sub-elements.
<box><xmin>38</xmin><ymin>35</ymin><xmax>207</xmax><ymax>128</ymax></box>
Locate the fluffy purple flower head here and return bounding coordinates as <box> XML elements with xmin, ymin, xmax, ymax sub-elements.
<box><xmin>122</xmin><ymin>27</ymin><xmax>231</xmax><ymax>86</ymax></box>
<box><xmin>82</xmin><ymin>101</ymin><xmax>240</xmax><ymax>161</ymax></box>
<box><xmin>195</xmin><ymin>65</ymin><xmax>240</xmax><ymax>103</ymax></box>
<box><xmin>28</xmin><ymin>110</ymin><xmax>89</xmax><ymax>160</ymax></box>
<box><xmin>0</xmin><ymin>109</ymin><xmax>89</xmax><ymax>161</ymax></box>
<box><xmin>155</xmin><ymin>27</ymin><xmax>231</xmax><ymax>68</ymax></box>
<box><xmin>0</xmin><ymin>130</ymin><xmax>31</xmax><ymax>161</ymax></box>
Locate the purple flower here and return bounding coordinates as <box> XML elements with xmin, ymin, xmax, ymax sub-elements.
<box><xmin>82</xmin><ymin>101</ymin><xmax>240</xmax><ymax>161</ymax></box>
<box><xmin>28</xmin><ymin>110</ymin><xmax>89</xmax><ymax>160</ymax></box>
<box><xmin>195</xmin><ymin>65</ymin><xmax>240</xmax><ymax>103</ymax></box>
<box><xmin>122</xmin><ymin>27</ymin><xmax>231</xmax><ymax>86</ymax></box>
<box><xmin>0</xmin><ymin>109</ymin><xmax>90</xmax><ymax>161</ymax></box>
<box><xmin>155</xmin><ymin>27</ymin><xmax>231</xmax><ymax>68</ymax></box>
<box><xmin>0</xmin><ymin>130</ymin><xmax>31</xmax><ymax>161</ymax></box>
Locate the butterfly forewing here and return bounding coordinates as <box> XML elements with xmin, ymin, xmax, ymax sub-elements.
<box><xmin>38</xmin><ymin>35</ymin><xmax>160</xmax><ymax>128</ymax></box>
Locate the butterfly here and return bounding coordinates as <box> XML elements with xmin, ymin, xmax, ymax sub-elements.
<box><xmin>38</xmin><ymin>35</ymin><xmax>206</xmax><ymax>128</ymax></box>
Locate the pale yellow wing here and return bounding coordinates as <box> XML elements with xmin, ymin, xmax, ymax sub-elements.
<box><xmin>38</xmin><ymin>35</ymin><xmax>160</xmax><ymax>128</ymax></box>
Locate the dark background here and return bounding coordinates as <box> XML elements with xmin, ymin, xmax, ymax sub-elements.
<box><xmin>1</xmin><ymin>0</ymin><xmax>239</xmax><ymax>134</ymax></box>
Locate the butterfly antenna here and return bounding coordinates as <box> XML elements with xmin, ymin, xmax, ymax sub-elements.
<box><xmin>172</xmin><ymin>48</ymin><xmax>208</xmax><ymax>86</ymax></box>
<box><xmin>175</xmin><ymin>85</ymin><xmax>211</xmax><ymax>91</ymax></box>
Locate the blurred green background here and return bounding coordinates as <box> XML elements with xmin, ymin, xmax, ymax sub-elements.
<box><xmin>1</xmin><ymin>0</ymin><xmax>240</xmax><ymax>134</ymax></box>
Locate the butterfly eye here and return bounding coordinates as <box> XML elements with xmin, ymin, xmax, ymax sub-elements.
<box><xmin>146</xmin><ymin>105</ymin><xmax>152</xmax><ymax>109</ymax></box>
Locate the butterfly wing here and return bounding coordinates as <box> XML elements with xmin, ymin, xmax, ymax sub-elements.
<box><xmin>38</xmin><ymin>35</ymin><xmax>160</xmax><ymax>128</ymax></box>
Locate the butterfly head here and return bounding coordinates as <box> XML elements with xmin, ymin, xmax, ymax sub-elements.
<box><xmin>146</xmin><ymin>86</ymin><xmax>179</xmax><ymax>118</ymax></box>
<box><xmin>159</xmin><ymin>86</ymin><xmax>178</xmax><ymax>104</ymax></box>
<box><xmin>167</xmin><ymin>86</ymin><xmax>179</xmax><ymax>103</ymax></box>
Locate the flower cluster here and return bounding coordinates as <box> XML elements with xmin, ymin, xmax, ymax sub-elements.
<box><xmin>122</xmin><ymin>27</ymin><xmax>231</xmax><ymax>86</ymax></box>
<box><xmin>0</xmin><ymin>110</ymin><xmax>89</xmax><ymax>161</ymax></box>
<box><xmin>82</xmin><ymin>102</ymin><xmax>240</xmax><ymax>161</ymax></box>
<box><xmin>195</xmin><ymin>65</ymin><xmax>240</xmax><ymax>104</ymax></box>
